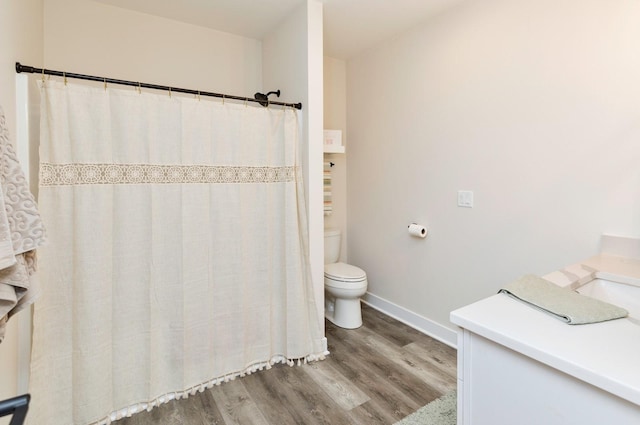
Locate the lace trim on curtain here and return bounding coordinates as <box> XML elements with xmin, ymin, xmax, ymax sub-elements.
<box><xmin>91</xmin><ymin>352</ymin><xmax>327</xmax><ymax>425</ymax></box>
<box><xmin>40</xmin><ymin>163</ymin><xmax>296</xmax><ymax>186</ymax></box>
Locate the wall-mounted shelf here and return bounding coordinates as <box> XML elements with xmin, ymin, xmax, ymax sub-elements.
<box><xmin>324</xmin><ymin>145</ymin><xmax>345</xmax><ymax>154</ymax></box>
<box><xmin>323</xmin><ymin>129</ymin><xmax>344</xmax><ymax>154</ymax></box>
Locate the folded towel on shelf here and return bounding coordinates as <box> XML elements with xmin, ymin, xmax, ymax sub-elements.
<box><xmin>498</xmin><ymin>274</ymin><xmax>628</xmax><ymax>325</ymax></box>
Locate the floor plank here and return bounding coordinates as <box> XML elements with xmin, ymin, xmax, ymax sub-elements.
<box><xmin>325</xmin><ymin>324</ymin><xmax>432</xmax><ymax>422</ymax></box>
<box><xmin>301</xmin><ymin>358</ymin><xmax>370</xmax><ymax>410</ymax></box>
<box><xmin>267</xmin><ymin>363</ymin><xmax>353</xmax><ymax>425</ymax></box>
<box><xmin>328</xmin><ymin>323</ymin><xmax>442</xmax><ymax>406</ymax></box>
<box><xmin>117</xmin><ymin>304</ymin><xmax>457</xmax><ymax>425</ymax></box>
<box><xmin>359</xmin><ymin>327</ymin><xmax>456</xmax><ymax>394</ymax></box>
<box><xmin>236</xmin><ymin>369</ymin><xmax>300</xmax><ymax>425</ymax></box>
<box><xmin>209</xmin><ymin>378</ymin><xmax>270</xmax><ymax>425</ymax></box>
<box><xmin>184</xmin><ymin>391</ymin><xmax>227</xmax><ymax>425</ymax></box>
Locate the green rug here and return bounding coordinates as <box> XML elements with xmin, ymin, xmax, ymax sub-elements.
<box><xmin>394</xmin><ymin>391</ymin><xmax>457</xmax><ymax>425</ymax></box>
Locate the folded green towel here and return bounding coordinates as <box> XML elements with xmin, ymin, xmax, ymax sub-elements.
<box><xmin>498</xmin><ymin>274</ymin><xmax>628</xmax><ymax>325</ymax></box>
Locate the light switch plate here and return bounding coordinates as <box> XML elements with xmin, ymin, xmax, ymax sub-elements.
<box><xmin>458</xmin><ymin>190</ymin><xmax>474</xmax><ymax>208</ymax></box>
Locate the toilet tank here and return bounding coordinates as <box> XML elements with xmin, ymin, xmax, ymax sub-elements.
<box><xmin>324</xmin><ymin>228</ymin><xmax>341</xmax><ymax>264</ymax></box>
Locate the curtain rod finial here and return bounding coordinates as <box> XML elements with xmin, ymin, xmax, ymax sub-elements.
<box><xmin>15</xmin><ymin>63</ymin><xmax>36</xmax><ymax>74</ymax></box>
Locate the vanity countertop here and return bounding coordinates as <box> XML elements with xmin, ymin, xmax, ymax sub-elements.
<box><xmin>450</xmin><ymin>254</ymin><xmax>640</xmax><ymax>406</ymax></box>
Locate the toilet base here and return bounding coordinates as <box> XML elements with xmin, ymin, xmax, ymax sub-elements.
<box><xmin>325</xmin><ymin>297</ymin><xmax>363</xmax><ymax>329</ymax></box>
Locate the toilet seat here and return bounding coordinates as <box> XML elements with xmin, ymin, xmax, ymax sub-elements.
<box><xmin>325</xmin><ymin>262</ymin><xmax>367</xmax><ymax>283</ymax></box>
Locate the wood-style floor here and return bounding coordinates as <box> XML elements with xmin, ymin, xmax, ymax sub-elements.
<box><xmin>118</xmin><ymin>304</ymin><xmax>457</xmax><ymax>425</ymax></box>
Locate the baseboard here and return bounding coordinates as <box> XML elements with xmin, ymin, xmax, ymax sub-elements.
<box><xmin>362</xmin><ymin>292</ymin><xmax>457</xmax><ymax>349</ymax></box>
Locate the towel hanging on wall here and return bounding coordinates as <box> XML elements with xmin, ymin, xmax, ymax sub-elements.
<box><xmin>0</xmin><ymin>106</ymin><xmax>46</xmax><ymax>343</ymax></box>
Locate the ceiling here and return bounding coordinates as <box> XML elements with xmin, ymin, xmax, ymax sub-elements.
<box><xmin>92</xmin><ymin>0</ymin><xmax>465</xmax><ymax>60</ymax></box>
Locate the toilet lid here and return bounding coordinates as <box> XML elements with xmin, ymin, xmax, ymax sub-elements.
<box><xmin>325</xmin><ymin>262</ymin><xmax>366</xmax><ymax>282</ymax></box>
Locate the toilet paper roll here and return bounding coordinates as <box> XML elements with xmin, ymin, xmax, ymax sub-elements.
<box><xmin>408</xmin><ymin>223</ymin><xmax>427</xmax><ymax>238</ymax></box>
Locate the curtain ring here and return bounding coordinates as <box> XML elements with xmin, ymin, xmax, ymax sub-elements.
<box><xmin>104</xmin><ymin>78</ymin><xmax>107</xmax><ymax>91</ymax></box>
<box><xmin>222</xmin><ymin>94</ymin><xmax>225</xmax><ymax>105</ymax></box>
<box><xmin>197</xmin><ymin>91</ymin><xmax>201</xmax><ymax>101</ymax></box>
<box><xmin>169</xmin><ymin>87</ymin><xmax>172</xmax><ymax>98</ymax></box>
<box><xmin>63</xmin><ymin>72</ymin><xmax>67</xmax><ymax>86</ymax></box>
<box><xmin>138</xmin><ymin>82</ymin><xmax>141</xmax><ymax>94</ymax></box>
<box><xmin>41</xmin><ymin>68</ymin><xmax>45</xmax><ymax>83</ymax></box>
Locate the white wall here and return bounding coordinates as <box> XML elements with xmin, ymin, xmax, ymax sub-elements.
<box><xmin>0</xmin><ymin>0</ymin><xmax>43</xmax><ymax>408</ymax></box>
<box><xmin>323</xmin><ymin>56</ymin><xmax>348</xmax><ymax>262</ymax></box>
<box><xmin>44</xmin><ymin>0</ymin><xmax>262</xmax><ymax>95</ymax></box>
<box><xmin>262</xmin><ymin>0</ymin><xmax>325</xmax><ymax>335</ymax></box>
<box><xmin>347</xmin><ymin>0</ymin><xmax>640</xmax><ymax>340</ymax></box>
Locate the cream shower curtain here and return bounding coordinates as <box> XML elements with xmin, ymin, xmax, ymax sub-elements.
<box><xmin>28</xmin><ymin>80</ymin><xmax>324</xmax><ymax>425</ymax></box>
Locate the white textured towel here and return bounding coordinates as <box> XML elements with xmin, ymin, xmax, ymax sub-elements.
<box><xmin>0</xmin><ymin>106</ymin><xmax>46</xmax><ymax>342</ymax></box>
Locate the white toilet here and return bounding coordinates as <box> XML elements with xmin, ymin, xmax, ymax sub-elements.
<box><xmin>324</xmin><ymin>228</ymin><xmax>368</xmax><ymax>329</ymax></box>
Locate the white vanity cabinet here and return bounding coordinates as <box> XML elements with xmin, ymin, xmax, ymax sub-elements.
<box><xmin>454</xmin><ymin>322</ymin><xmax>640</xmax><ymax>425</ymax></box>
<box><xmin>450</xmin><ymin>262</ymin><xmax>640</xmax><ymax>425</ymax></box>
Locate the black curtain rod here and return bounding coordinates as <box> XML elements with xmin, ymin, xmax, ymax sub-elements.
<box><xmin>15</xmin><ymin>62</ymin><xmax>302</xmax><ymax>110</ymax></box>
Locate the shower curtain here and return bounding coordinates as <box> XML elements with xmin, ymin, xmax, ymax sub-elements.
<box><xmin>28</xmin><ymin>80</ymin><xmax>324</xmax><ymax>425</ymax></box>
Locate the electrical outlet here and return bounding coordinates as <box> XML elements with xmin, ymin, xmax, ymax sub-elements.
<box><xmin>457</xmin><ymin>190</ymin><xmax>474</xmax><ymax>208</ymax></box>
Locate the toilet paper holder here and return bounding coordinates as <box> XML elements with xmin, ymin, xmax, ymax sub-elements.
<box><xmin>408</xmin><ymin>223</ymin><xmax>427</xmax><ymax>238</ymax></box>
